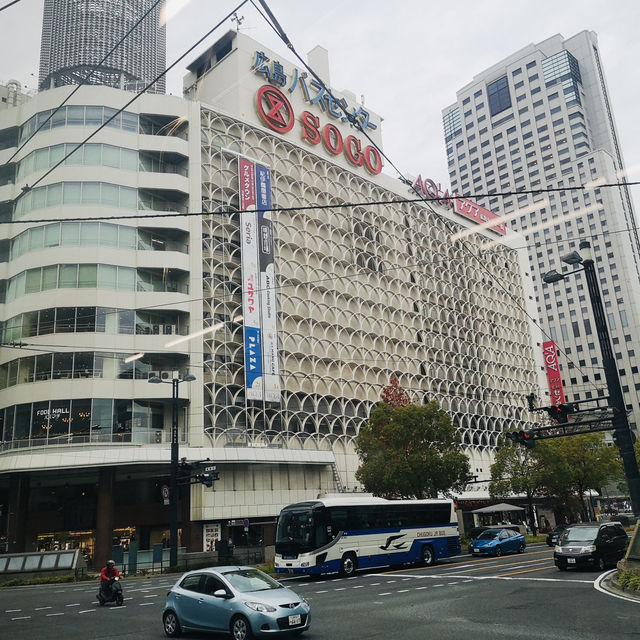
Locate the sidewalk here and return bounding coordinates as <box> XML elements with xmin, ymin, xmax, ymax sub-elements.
<box><xmin>599</xmin><ymin>571</ymin><xmax>640</xmax><ymax>603</ymax></box>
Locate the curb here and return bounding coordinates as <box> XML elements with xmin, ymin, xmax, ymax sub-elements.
<box><xmin>597</xmin><ymin>570</ymin><xmax>640</xmax><ymax>603</ymax></box>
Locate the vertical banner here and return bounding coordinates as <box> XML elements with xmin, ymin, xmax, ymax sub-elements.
<box><xmin>256</xmin><ymin>164</ymin><xmax>281</xmax><ymax>402</ymax></box>
<box><xmin>542</xmin><ymin>340</ymin><xmax>566</xmax><ymax>405</ymax></box>
<box><xmin>239</xmin><ymin>158</ymin><xmax>263</xmax><ymax>400</ymax></box>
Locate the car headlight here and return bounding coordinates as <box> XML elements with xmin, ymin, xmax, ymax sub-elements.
<box><xmin>582</xmin><ymin>545</ymin><xmax>596</xmax><ymax>553</ymax></box>
<box><xmin>244</xmin><ymin>601</ymin><xmax>277</xmax><ymax>613</ymax></box>
<box><xmin>300</xmin><ymin>561</ymin><xmax>310</xmax><ymax>568</ymax></box>
<box><xmin>555</xmin><ymin>545</ymin><xmax>562</xmax><ymax>552</ymax></box>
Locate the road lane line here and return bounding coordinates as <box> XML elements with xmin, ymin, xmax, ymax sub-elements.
<box><xmin>79</xmin><ymin>610</ymin><xmax>95</xmax><ymax>614</ymax></box>
<box><xmin>35</xmin><ymin>606</ymin><xmax>52</xmax><ymax>611</ymax></box>
<box><xmin>46</xmin><ymin>613</ymin><xmax>64</xmax><ymax>617</ymax></box>
<box><xmin>143</xmin><ymin>594</ymin><xmax>158</xmax><ymax>598</ymax></box>
<box><xmin>415</xmin><ymin>586</ymin><xmax>428</xmax><ymax>590</ymax></box>
<box><xmin>140</xmin><ymin>603</ymin><xmax>155</xmax><ymax>606</ymax></box>
<box><xmin>11</xmin><ymin>616</ymin><xmax>31</xmax><ymax>621</ymax></box>
<box><xmin>314</xmin><ymin>590</ymin><xmax>327</xmax><ymax>593</ymax></box>
<box><xmin>498</xmin><ymin>564</ymin><xmax>556</xmax><ymax>577</ymax></box>
<box><xmin>334</xmin><ymin>588</ymin><xmax>346</xmax><ymax>591</ymax></box>
<box><xmin>378</xmin><ymin>592</ymin><xmax>392</xmax><ymax>596</ymax></box>
<box><xmin>66</xmin><ymin>603</ymin><xmax>81</xmax><ymax>607</ymax></box>
<box><xmin>6</xmin><ymin>609</ymin><xmax>22</xmax><ymax>612</ymax></box>
<box><xmin>397</xmin><ymin>589</ymin><xmax>409</xmax><ymax>593</ymax></box>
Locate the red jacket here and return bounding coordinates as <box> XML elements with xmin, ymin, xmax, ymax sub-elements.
<box><xmin>100</xmin><ymin>565</ymin><xmax>121</xmax><ymax>584</ymax></box>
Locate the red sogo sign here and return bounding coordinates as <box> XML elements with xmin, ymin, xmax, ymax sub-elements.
<box><xmin>542</xmin><ymin>340</ymin><xmax>566</xmax><ymax>405</ymax></box>
<box><xmin>256</xmin><ymin>85</ymin><xmax>382</xmax><ymax>176</ymax></box>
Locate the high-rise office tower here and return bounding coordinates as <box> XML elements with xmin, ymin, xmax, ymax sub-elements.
<box><xmin>38</xmin><ymin>0</ymin><xmax>166</xmax><ymax>93</ymax></box>
<box><xmin>443</xmin><ymin>31</ymin><xmax>640</xmax><ymax>435</ymax></box>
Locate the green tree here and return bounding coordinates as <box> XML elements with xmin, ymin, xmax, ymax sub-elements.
<box><xmin>535</xmin><ymin>433</ymin><xmax>622</xmax><ymax>520</ymax></box>
<box><xmin>489</xmin><ymin>442</ymin><xmax>545</xmax><ymax>534</ymax></box>
<box><xmin>355</xmin><ymin>401</ymin><xmax>470</xmax><ymax>499</ymax></box>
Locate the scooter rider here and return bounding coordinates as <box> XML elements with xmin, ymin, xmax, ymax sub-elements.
<box><xmin>100</xmin><ymin>560</ymin><xmax>121</xmax><ymax>600</ymax></box>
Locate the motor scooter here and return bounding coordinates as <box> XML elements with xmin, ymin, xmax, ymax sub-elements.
<box><xmin>97</xmin><ymin>576</ymin><xmax>123</xmax><ymax>606</ymax></box>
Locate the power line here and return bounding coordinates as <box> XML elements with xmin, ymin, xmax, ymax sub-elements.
<box><xmin>4</xmin><ymin>0</ymin><xmax>165</xmax><ymax>165</ymax></box>
<box><xmin>0</xmin><ymin>0</ymin><xmax>21</xmax><ymax>12</ymax></box>
<box><xmin>251</xmin><ymin>0</ymin><xmax>604</xmax><ymax>398</ymax></box>
<box><xmin>7</xmin><ymin>181</ymin><xmax>639</xmax><ymax>226</ymax></box>
<box><xmin>11</xmin><ymin>0</ymin><xmax>251</xmax><ymax>203</ymax></box>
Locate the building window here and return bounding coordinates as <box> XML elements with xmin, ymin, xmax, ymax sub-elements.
<box><xmin>487</xmin><ymin>76</ymin><xmax>512</xmax><ymax>117</ymax></box>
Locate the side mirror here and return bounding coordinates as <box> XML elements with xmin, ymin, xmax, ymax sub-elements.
<box><xmin>213</xmin><ymin>589</ymin><xmax>230</xmax><ymax>599</ymax></box>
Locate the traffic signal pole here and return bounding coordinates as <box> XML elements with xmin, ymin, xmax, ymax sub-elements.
<box><xmin>580</xmin><ymin>242</ymin><xmax>640</xmax><ymax>517</ymax></box>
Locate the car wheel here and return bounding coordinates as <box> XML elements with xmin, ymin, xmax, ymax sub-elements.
<box><xmin>340</xmin><ymin>552</ymin><xmax>357</xmax><ymax>577</ymax></box>
<box><xmin>422</xmin><ymin>544</ymin><xmax>435</xmax><ymax>567</ymax></box>
<box><xmin>495</xmin><ymin>546</ymin><xmax>502</xmax><ymax>557</ymax></box>
<box><xmin>597</xmin><ymin>556</ymin><xmax>607</xmax><ymax>571</ymax></box>
<box><xmin>518</xmin><ymin>543</ymin><xmax>525</xmax><ymax>553</ymax></box>
<box><xmin>163</xmin><ymin>610</ymin><xmax>182</xmax><ymax>638</ymax></box>
<box><xmin>231</xmin><ymin>614</ymin><xmax>254</xmax><ymax>640</ymax></box>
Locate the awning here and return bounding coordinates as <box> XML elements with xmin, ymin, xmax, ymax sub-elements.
<box><xmin>470</xmin><ymin>502</ymin><xmax>525</xmax><ymax>514</ymax></box>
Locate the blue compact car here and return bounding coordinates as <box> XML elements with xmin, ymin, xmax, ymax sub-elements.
<box><xmin>163</xmin><ymin>566</ymin><xmax>310</xmax><ymax>639</ymax></box>
<box><xmin>468</xmin><ymin>528</ymin><xmax>526</xmax><ymax>556</ymax></box>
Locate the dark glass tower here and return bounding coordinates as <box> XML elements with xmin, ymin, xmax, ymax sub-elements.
<box><xmin>38</xmin><ymin>0</ymin><xmax>166</xmax><ymax>93</ymax></box>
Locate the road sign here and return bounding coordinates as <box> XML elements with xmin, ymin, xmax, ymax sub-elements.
<box><xmin>161</xmin><ymin>484</ymin><xmax>170</xmax><ymax>505</ymax></box>
<box><xmin>205</xmin><ymin>465</ymin><xmax>217</xmax><ymax>472</ymax></box>
<box><xmin>243</xmin><ymin>518</ymin><xmax>249</xmax><ymax>532</ymax></box>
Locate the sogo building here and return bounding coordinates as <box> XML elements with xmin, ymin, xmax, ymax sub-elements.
<box><xmin>0</xmin><ymin>31</ymin><xmax>543</xmax><ymax>563</ymax></box>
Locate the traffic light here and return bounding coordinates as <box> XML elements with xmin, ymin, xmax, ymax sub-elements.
<box><xmin>521</xmin><ymin>430</ymin><xmax>535</xmax><ymax>449</ymax></box>
<box><xmin>505</xmin><ymin>430</ymin><xmax>535</xmax><ymax>448</ymax></box>
<box><xmin>544</xmin><ymin>403</ymin><xmax>575</xmax><ymax>424</ymax></box>
<box><xmin>197</xmin><ymin>465</ymin><xmax>220</xmax><ymax>488</ymax></box>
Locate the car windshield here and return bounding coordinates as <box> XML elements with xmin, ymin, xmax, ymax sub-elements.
<box><xmin>561</xmin><ymin>526</ymin><xmax>599</xmax><ymax>543</ymax></box>
<box><xmin>477</xmin><ymin>530</ymin><xmax>500</xmax><ymax>540</ymax></box>
<box><xmin>223</xmin><ymin>569</ymin><xmax>282</xmax><ymax>593</ymax></box>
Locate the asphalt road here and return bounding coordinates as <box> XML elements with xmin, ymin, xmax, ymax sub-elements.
<box><xmin>1</xmin><ymin>545</ymin><xmax>637</xmax><ymax>640</ymax></box>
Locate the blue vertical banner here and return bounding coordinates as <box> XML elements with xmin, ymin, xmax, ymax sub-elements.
<box><xmin>256</xmin><ymin>164</ymin><xmax>281</xmax><ymax>402</ymax></box>
<box><xmin>239</xmin><ymin>158</ymin><xmax>263</xmax><ymax>400</ymax></box>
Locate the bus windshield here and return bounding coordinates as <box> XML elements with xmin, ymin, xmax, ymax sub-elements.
<box><xmin>275</xmin><ymin>507</ymin><xmax>320</xmax><ymax>555</ymax></box>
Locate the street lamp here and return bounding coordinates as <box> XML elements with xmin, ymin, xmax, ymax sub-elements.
<box><xmin>542</xmin><ymin>240</ymin><xmax>640</xmax><ymax>516</ymax></box>
<box><xmin>149</xmin><ymin>372</ymin><xmax>196</xmax><ymax>568</ymax></box>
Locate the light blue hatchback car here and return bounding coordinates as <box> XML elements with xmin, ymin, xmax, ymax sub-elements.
<box><xmin>163</xmin><ymin>566</ymin><xmax>310</xmax><ymax>639</ymax></box>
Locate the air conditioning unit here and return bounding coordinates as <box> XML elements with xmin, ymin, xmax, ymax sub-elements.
<box><xmin>160</xmin><ymin>370</ymin><xmax>175</xmax><ymax>380</ymax></box>
<box><xmin>163</xmin><ymin>324</ymin><xmax>175</xmax><ymax>335</ymax></box>
<box><xmin>152</xmin><ymin>324</ymin><xmax>161</xmax><ymax>335</ymax></box>
<box><xmin>148</xmin><ymin>370</ymin><xmax>160</xmax><ymax>380</ymax></box>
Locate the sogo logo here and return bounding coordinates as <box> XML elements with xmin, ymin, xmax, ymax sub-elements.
<box><xmin>256</xmin><ymin>85</ymin><xmax>382</xmax><ymax>176</ymax></box>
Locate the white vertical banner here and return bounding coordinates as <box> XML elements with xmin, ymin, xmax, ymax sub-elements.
<box><xmin>256</xmin><ymin>164</ymin><xmax>281</xmax><ymax>402</ymax></box>
<box><xmin>239</xmin><ymin>158</ymin><xmax>263</xmax><ymax>400</ymax></box>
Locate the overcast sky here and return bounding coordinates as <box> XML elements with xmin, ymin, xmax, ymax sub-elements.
<box><xmin>2</xmin><ymin>0</ymin><xmax>640</xmax><ymax>206</ymax></box>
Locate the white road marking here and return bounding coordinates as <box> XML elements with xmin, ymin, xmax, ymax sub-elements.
<box><xmin>46</xmin><ymin>613</ymin><xmax>64</xmax><ymax>617</ymax></box>
<box><xmin>6</xmin><ymin>609</ymin><xmax>22</xmax><ymax>612</ymax></box>
<box><xmin>79</xmin><ymin>609</ymin><xmax>95</xmax><ymax>614</ymax></box>
<box><xmin>66</xmin><ymin>603</ymin><xmax>80</xmax><ymax>607</ymax></box>
<box><xmin>433</xmin><ymin>584</ymin><xmax>444</xmax><ymax>587</ymax></box>
<box><xmin>143</xmin><ymin>594</ymin><xmax>158</xmax><ymax>598</ymax></box>
<box><xmin>378</xmin><ymin>592</ymin><xmax>392</xmax><ymax>596</ymax></box>
<box><xmin>139</xmin><ymin>603</ymin><xmax>155</xmax><ymax>606</ymax></box>
<box><xmin>397</xmin><ymin>589</ymin><xmax>409</xmax><ymax>593</ymax></box>
<box><xmin>11</xmin><ymin>616</ymin><xmax>31</xmax><ymax>621</ymax></box>
<box><xmin>334</xmin><ymin>588</ymin><xmax>346</xmax><ymax>591</ymax></box>
<box><xmin>415</xmin><ymin>586</ymin><xmax>428</xmax><ymax>590</ymax></box>
<box><xmin>352</xmin><ymin>585</ymin><xmax>364</xmax><ymax>589</ymax></box>
<box><xmin>35</xmin><ymin>606</ymin><xmax>52</xmax><ymax>611</ymax></box>
<box><xmin>314</xmin><ymin>590</ymin><xmax>327</xmax><ymax>594</ymax></box>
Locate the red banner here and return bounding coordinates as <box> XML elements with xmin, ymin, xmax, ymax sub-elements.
<box><xmin>542</xmin><ymin>340</ymin><xmax>565</xmax><ymax>405</ymax></box>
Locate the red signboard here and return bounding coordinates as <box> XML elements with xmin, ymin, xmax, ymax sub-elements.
<box><xmin>542</xmin><ymin>340</ymin><xmax>566</xmax><ymax>405</ymax></box>
<box><xmin>411</xmin><ymin>175</ymin><xmax>506</xmax><ymax>235</ymax></box>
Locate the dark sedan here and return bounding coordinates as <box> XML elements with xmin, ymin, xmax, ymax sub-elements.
<box><xmin>546</xmin><ymin>525</ymin><xmax>567</xmax><ymax>547</ymax></box>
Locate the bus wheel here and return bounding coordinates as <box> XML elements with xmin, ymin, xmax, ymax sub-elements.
<box><xmin>421</xmin><ymin>545</ymin><xmax>435</xmax><ymax>567</ymax></box>
<box><xmin>340</xmin><ymin>552</ymin><xmax>357</xmax><ymax>577</ymax></box>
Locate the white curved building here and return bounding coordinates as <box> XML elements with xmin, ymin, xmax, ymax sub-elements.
<box><xmin>0</xmin><ymin>30</ymin><xmax>544</xmax><ymax>564</ymax></box>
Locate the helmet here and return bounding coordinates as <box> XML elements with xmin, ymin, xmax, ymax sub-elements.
<box><xmin>107</xmin><ymin>560</ymin><xmax>115</xmax><ymax>566</ymax></box>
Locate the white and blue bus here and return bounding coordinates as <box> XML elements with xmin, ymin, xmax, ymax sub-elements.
<box><xmin>274</xmin><ymin>496</ymin><xmax>460</xmax><ymax>577</ymax></box>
